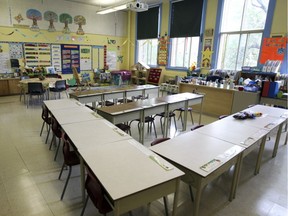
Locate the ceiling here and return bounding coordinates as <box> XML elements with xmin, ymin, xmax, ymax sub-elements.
<box><xmin>64</xmin><ymin>0</ymin><xmax>163</xmax><ymax>7</ymax></box>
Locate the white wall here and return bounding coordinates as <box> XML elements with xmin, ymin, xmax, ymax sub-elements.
<box><xmin>0</xmin><ymin>0</ymin><xmax>128</xmax><ymax>37</ymax></box>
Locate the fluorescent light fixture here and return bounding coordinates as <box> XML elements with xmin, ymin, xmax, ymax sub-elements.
<box><xmin>97</xmin><ymin>1</ymin><xmax>132</xmax><ymax>15</ymax></box>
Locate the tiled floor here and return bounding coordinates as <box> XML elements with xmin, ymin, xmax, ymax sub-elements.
<box><xmin>0</xmin><ymin>94</ymin><xmax>287</xmax><ymax>216</ymax></box>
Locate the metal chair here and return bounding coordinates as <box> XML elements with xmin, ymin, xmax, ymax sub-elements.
<box><xmin>155</xmin><ymin>111</ymin><xmax>177</xmax><ymax>134</ymax></box>
<box><xmin>80</xmin><ymin>166</ymin><xmax>112</xmax><ymax>216</ymax></box>
<box><xmin>174</xmin><ymin>107</ymin><xmax>194</xmax><ymax>127</ymax></box>
<box><xmin>58</xmin><ymin>133</ymin><xmax>80</xmax><ymax>200</ymax></box>
<box><xmin>49</xmin><ymin>80</ymin><xmax>68</xmax><ymax>99</ymax></box>
<box><xmin>49</xmin><ymin>117</ymin><xmax>63</xmax><ymax>161</ymax></box>
<box><xmin>129</xmin><ymin>116</ymin><xmax>157</xmax><ymax>138</ymax></box>
<box><xmin>27</xmin><ymin>82</ymin><xmax>46</xmax><ymax>108</ymax></box>
<box><xmin>40</xmin><ymin>104</ymin><xmax>52</xmax><ymax>144</ymax></box>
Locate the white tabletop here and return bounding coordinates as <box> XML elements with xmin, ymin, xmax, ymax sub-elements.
<box><xmin>221</xmin><ymin>114</ymin><xmax>286</xmax><ymax>132</ymax></box>
<box><xmin>150</xmin><ymin>131</ymin><xmax>244</xmax><ymax>177</ymax></box>
<box><xmin>243</xmin><ymin>104</ymin><xmax>288</xmax><ymax>119</ymax></box>
<box><xmin>195</xmin><ymin>118</ymin><xmax>269</xmax><ymax>148</ymax></box>
<box><xmin>79</xmin><ymin>139</ymin><xmax>184</xmax><ymax>200</ymax></box>
<box><xmin>44</xmin><ymin>98</ymin><xmax>82</xmax><ymax>111</ymax></box>
<box><xmin>50</xmin><ymin>106</ymin><xmax>102</xmax><ymax>125</ymax></box>
<box><xmin>61</xmin><ymin>119</ymin><xmax>132</xmax><ymax>150</ymax></box>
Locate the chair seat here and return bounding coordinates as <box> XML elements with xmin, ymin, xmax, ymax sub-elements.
<box><xmin>175</xmin><ymin>107</ymin><xmax>192</xmax><ymax>112</ymax></box>
<box><xmin>98</xmin><ymin>101</ymin><xmax>114</xmax><ymax>106</ymax></box>
<box><xmin>65</xmin><ymin>151</ymin><xmax>80</xmax><ymax>166</ymax></box>
<box><xmin>115</xmin><ymin>123</ymin><xmax>131</xmax><ymax>134</ymax></box>
<box><xmin>155</xmin><ymin>112</ymin><xmax>176</xmax><ymax>118</ymax></box>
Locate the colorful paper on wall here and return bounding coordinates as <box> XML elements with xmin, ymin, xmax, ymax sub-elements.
<box><xmin>259</xmin><ymin>37</ymin><xmax>287</xmax><ymax>64</ymax></box>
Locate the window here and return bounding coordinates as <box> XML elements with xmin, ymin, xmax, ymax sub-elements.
<box><xmin>168</xmin><ymin>0</ymin><xmax>204</xmax><ymax>69</ymax></box>
<box><xmin>137</xmin><ymin>39</ymin><xmax>158</xmax><ymax>66</ymax></box>
<box><xmin>170</xmin><ymin>37</ymin><xmax>200</xmax><ymax>68</ymax></box>
<box><xmin>217</xmin><ymin>0</ymin><xmax>270</xmax><ymax>70</ymax></box>
<box><xmin>136</xmin><ymin>6</ymin><xmax>160</xmax><ymax>66</ymax></box>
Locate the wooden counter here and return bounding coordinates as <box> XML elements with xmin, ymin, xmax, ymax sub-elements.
<box><xmin>0</xmin><ymin>78</ymin><xmax>21</xmax><ymax>96</ymax></box>
<box><xmin>179</xmin><ymin>83</ymin><xmax>260</xmax><ymax>116</ymax></box>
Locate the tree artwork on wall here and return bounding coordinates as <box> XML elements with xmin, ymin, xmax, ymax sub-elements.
<box><xmin>59</xmin><ymin>13</ymin><xmax>72</xmax><ymax>34</ymax></box>
<box><xmin>26</xmin><ymin>9</ymin><xmax>42</xmax><ymax>32</ymax></box>
<box><xmin>44</xmin><ymin>11</ymin><xmax>58</xmax><ymax>32</ymax></box>
<box><xmin>74</xmin><ymin>15</ymin><xmax>86</xmax><ymax>35</ymax></box>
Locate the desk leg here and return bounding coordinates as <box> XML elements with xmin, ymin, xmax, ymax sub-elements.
<box><xmin>272</xmin><ymin>123</ymin><xmax>284</xmax><ymax>158</ymax></box>
<box><xmin>183</xmin><ymin>101</ymin><xmax>188</xmax><ymax>131</ymax></box>
<box><xmin>171</xmin><ymin>179</ymin><xmax>180</xmax><ymax>216</ymax></box>
<box><xmin>92</xmin><ymin>101</ymin><xmax>96</xmax><ymax>108</ymax></box>
<box><xmin>230</xmin><ymin>153</ymin><xmax>243</xmax><ymax>200</ymax></box>
<box><xmin>193</xmin><ymin>184</ymin><xmax>203</xmax><ymax>216</ymax></box>
<box><xmin>199</xmin><ymin>98</ymin><xmax>204</xmax><ymax>125</ymax></box>
<box><xmin>255</xmin><ymin>136</ymin><xmax>267</xmax><ymax>175</ymax></box>
<box><xmin>80</xmin><ymin>157</ymin><xmax>86</xmax><ymax>203</ymax></box>
<box><xmin>163</xmin><ymin>106</ymin><xmax>169</xmax><ymax>138</ymax></box>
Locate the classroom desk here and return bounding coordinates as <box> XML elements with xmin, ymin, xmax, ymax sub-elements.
<box><xmin>49</xmin><ymin>106</ymin><xmax>102</xmax><ymax>125</ymax></box>
<box><xmin>43</xmin><ymin>98</ymin><xmax>82</xmax><ymax>111</ymax></box>
<box><xmin>157</xmin><ymin>93</ymin><xmax>204</xmax><ymax>134</ymax></box>
<box><xmin>79</xmin><ymin>139</ymin><xmax>184</xmax><ymax>216</ymax></box>
<box><xmin>96</xmin><ymin>98</ymin><xmax>167</xmax><ymax>143</ymax></box>
<box><xmin>61</xmin><ymin>119</ymin><xmax>133</xmax><ymax>202</ymax></box>
<box><xmin>195</xmin><ymin>119</ymin><xmax>269</xmax><ymax>175</ymax></box>
<box><xmin>150</xmin><ymin>131</ymin><xmax>244</xmax><ymax>216</ymax></box>
<box><xmin>69</xmin><ymin>84</ymin><xmax>159</xmax><ymax>108</ymax></box>
<box><xmin>242</xmin><ymin>104</ymin><xmax>288</xmax><ymax>157</ymax></box>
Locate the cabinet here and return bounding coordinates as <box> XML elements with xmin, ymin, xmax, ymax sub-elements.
<box><xmin>179</xmin><ymin>83</ymin><xmax>260</xmax><ymax>116</ymax></box>
<box><xmin>24</xmin><ymin>43</ymin><xmax>51</xmax><ymax>68</ymax></box>
<box><xmin>0</xmin><ymin>78</ymin><xmax>21</xmax><ymax>96</ymax></box>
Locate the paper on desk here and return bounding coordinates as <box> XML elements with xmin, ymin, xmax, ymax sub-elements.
<box><xmin>200</xmin><ymin>159</ymin><xmax>222</xmax><ymax>172</ymax></box>
<box><xmin>240</xmin><ymin>129</ymin><xmax>267</xmax><ymax>146</ymax></box>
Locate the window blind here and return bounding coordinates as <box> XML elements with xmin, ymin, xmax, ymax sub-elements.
<box><xmin>137</xmin><ymin>6</ymin><xmax>159</xmax><ymax>39</ymax></box>
<box><xmin>170</xmin><ymin>0</ymin><xmax>204</xmax><ymax>38</ymax></box>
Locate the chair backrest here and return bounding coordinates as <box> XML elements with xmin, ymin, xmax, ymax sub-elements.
<box><xmin>41</xmin><ymin>104</ymin><xmax>49</xmax><ymax>122</ymax></box>
<box><xmin>51</xmin><ymin>117</ymin><xmax>62</xmax><ymax>138</ymax></box>
<box><xmin>151</xmin><ymin>138</ymin><xmax>171</xmax><ymax>146</ymax></box>
<box><xmin>85</xmin><ymin>166</ymin><xmax>112</xmax><ymax>214</ymax></box>
<box><xmin>55</xmin><ymin>80</ymin><xmax>66</xmax><ymax>90</ymax></box>
<box><xmin>28</xmin><ymin>82</ymin><xmax>44</xmax><ymax>94</ymax></box>
<box><xmin>62</xmin><ymin>133</ymin><xmax>75</xmax><ymax>163</ymax></box>
<box><xmin>72</xmin><ymin>67</ymin><xmax>81</xmax><ymax>85</ymax></box>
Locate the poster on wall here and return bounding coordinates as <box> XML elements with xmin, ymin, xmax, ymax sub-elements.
<box><xmin>259</xmin><ymin>37</ymin><xmax>287</xmax><ymax>64</ymax></box>
<box><xmin>158</xmin><ymin>35</ymin><xmax>168</xmax><ymax>66</ymax></box>
<box><xmin>51</xmin><ymin>44</ymin><xmax>62</xmax><ymax>72</ymax></box>
<box><xmin>80</xmin><ymin>46</ymin><xmax>92</xmax><ymax>70</ymax></box>
<box><xmin>61</xmin><ymin>44</ymin><xmax>80</xmax><ymax>74</ymax></box>
<box><xmin>9</xmin><ymin>43</ymin><xmax>23</xmax><ymax>59</ymax></box>
<box><xmin>0</xmin><ymin>52</ymin><xmax>11</xmax><ymax>73</ymax></box>
<box><xmin>107</xmin><ymin>51</ymin><xmax>117</xmax><ymax>70</ymax></box>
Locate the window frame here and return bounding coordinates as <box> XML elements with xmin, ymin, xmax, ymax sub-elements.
<box><xmin>212</xmin><ymin>0</ymin><xmax>277</xmax><ymax>71</ymax></box>
<box><xmin>166</xmin><ymin>0</ymin><xmax>207</xmax><ymax>72</ymax></box>
<box><xmin>135</xmin><ymin>4</ymin><xmax>162</xmax><ymax>67</ymax></box>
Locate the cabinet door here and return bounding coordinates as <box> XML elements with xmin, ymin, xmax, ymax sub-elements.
<box><xmin>8</xmin><ymin>79</ymin><xmax>21</xmax><ymax>94</ymax></box>
<box><xmin>0</xmin><ymin>80</ymin><xmax>9</xmax><ymax>96</ymax></box>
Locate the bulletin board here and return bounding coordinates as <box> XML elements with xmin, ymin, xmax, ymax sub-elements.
<box><xmin>61</xmin><ymin>44</ymin><xmax>80</xmax><ymax>74</ymax></box>
<box><xmin>259</xmin><ymin>37</ymin><xmax>287</xmax><ymax>64</ymax></box>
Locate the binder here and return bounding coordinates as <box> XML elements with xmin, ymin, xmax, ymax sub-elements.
<box><xmin>261</xmin><ymin>81</ymin><xmax>270</xmax><ymax>97</ymax></box>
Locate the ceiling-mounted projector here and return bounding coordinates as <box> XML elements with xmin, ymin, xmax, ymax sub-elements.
<box><xmin>127</xmin><ymin>2</ymin><xmax>148</xmax><ymax>12</ymax></box>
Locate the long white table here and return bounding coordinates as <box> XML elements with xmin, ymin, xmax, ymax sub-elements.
<box><xmin>44</xmin><ymin>98</ymin><xmax>82</xmax><ymax>110</ymax></box>
<box><xmin>49</xmin><ymin>106</ymin><xmax>102</xmax><ymax>125</ymax></box>
<box><xmin>45</xmin><ymin>99</ymin><xmax>184</xmax><ymax>215</ymax></box>
<box><xmin>97</xmin><ymin>93</ymin><xmax>204</xmax><ymax>143</ymax></box>
<box><xmin>69</xmin><ymin>84</ymin><xmax>159</xmax><ymax>108</ymax></box>
<box><xmin>243</xmin><ymin>104</ymin><xmax>288</xmax><ymax>156</ymax></box>
<box><xmin>79</xmin><ymin>139</ymin><xmax>184</xmax><ymax>216</ymax></box>
<box><xmin>150</xmin><ymin>131</ymin><xmax>244</xmax><ymax>216</ymax></box>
